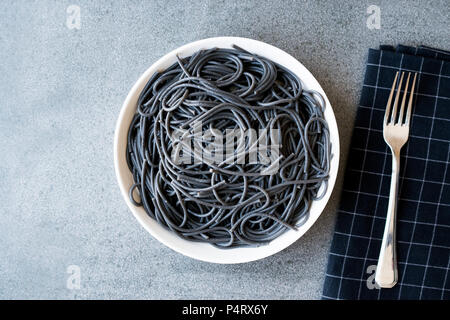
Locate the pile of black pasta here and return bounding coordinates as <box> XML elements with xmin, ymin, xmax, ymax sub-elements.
<box><xmin>126</xmin><ymin>46</ymin><xmax>330</xmax><ymax>247</ymax></box>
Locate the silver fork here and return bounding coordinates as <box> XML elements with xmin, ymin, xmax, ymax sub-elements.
<box><xmin>375</xmin><ymin>71</ymin><xmax>417</xmax><ymax>288</ymax></box>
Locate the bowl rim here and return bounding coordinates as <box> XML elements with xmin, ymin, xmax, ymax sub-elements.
<box><xmin>114</xmin><ymin>36</ymin><xmax>340</xmax><ymax>264</ymax></box>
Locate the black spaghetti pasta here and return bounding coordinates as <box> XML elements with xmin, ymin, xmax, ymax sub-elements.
<box><xmin>126</xmin><ymin>46</ymin><xmax>331</xmax><ymax>248</ymax></box>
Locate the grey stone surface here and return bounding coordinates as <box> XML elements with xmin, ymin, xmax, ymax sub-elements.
<box><xmin>0</xmin><ymin>0</ymin><xmax>448</xmax><ymax>299</ymax></box>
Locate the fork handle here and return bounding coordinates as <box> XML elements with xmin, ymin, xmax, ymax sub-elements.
<box><xmin>375</xmin><ymin>148</ymin><xmax>400</xmax><ymax>288</ymax></box>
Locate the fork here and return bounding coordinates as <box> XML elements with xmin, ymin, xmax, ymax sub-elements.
<box><xmin>375</xmin><ymin>71</ymin><xmax>417</xmax><ymax>288</ymax></box>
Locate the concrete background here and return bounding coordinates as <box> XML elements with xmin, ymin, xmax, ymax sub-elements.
<box><xmin>0</xmin><ymin>0</ymin><xmax>448</xmax><ymax>299</ymax></box>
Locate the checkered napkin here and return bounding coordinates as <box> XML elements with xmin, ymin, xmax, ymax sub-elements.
<box><xmin>322</xmin><ymin>45</ymin><xmax>450</xmax><ymax>300</ymax></box>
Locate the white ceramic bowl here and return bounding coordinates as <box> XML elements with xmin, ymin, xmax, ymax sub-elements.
<box><xmin>114</xmin><ymin>37</ymin><xmax>340</xmax><ymax>264</ymax></box>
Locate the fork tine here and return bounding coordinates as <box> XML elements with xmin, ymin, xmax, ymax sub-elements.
<box><xmin>405</xmin><ymin>73</ymin><xmax>417</xmax><ymax>126</ymax></box>
<box><xmin>384</xmin><ymin>71</ymin><xmax>399</xmax><ymax>125</ymax></box>
<box><xmin>390</xmin><ymin>72</ymin><xmax>404</xmax><ymax>124</ymax></box>
<box><xmin>397</xmin><ymin>72</ymin><xmax>411</xmax><ymax>125</ymax></box>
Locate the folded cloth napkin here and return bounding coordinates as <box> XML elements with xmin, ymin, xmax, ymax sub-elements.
<box><xmin>323</xmin><ymin>45</ymin><xmax>450</xmax><ymax>300</ymax></box>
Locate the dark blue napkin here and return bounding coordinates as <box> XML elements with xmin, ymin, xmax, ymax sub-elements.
<box><xmin>323</xmin><ymin>45</ymin><xmax>450</xmax><ymax>300</ymax></box>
